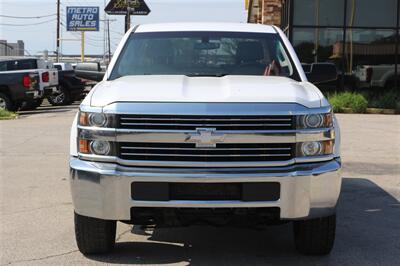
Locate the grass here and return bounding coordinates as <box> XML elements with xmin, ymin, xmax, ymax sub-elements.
<box><xmin>0</xmin><ymin>109</ymin><xmax>18</xmax><ymax>120</ymax></box>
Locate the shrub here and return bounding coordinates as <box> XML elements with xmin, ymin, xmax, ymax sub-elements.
<box><xmin>369</xmin><ymin>89</ymin><xmax>400</xmax><ymax>110</ymax></box>
<box><xmin>328</xmin><ymin>92</ymin><xmax>368</xmax><ymax>113</ymax></box>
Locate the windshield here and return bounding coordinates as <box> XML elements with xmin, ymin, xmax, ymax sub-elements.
<box><xmin>110</xmin><ymin>31</ymin><xmax>298</xmax><ymax>80</ymax></box>
<box><xmin>0</xmin><ymin>59</ymin><xmax>38</xmax><ymax>71</ymax></box>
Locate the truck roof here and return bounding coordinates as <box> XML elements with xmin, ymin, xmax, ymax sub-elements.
<box><xmin>135</xmin><ymin>22</ymin><xmax>277</xmax><ymax>34</ymax></box>
<box><xmin>0</xmin><ymin>56</ymin><xmax>41</xmax><ymax>62</ymax></box>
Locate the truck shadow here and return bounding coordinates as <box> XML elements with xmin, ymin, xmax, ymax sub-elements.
<box><xmin>88</xmin><ymin>178</ymin><xmax>400</xmax><ymax>265</ymax></box>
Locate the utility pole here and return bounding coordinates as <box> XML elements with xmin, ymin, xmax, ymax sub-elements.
<box><xmin>103</xmin><ymin>0</ymin><xmax>107</xmax><ymax>63</ymax></box>
<box><xmin>56</xmin><ymin>0</ymin><xmax>60</xmax><ymax>62</ymax></box>
<box><xmin>125</xmin><ymin>0</ymin><xmax>131</xmax><ymax>32</ymax></box>
<box><xmin>81</xmin><ymin>31</ymin><xmax>85</xmax><ymax>62</ymax></box>
<box><xmin>107</xmin><ymin>19</ymin><xmax>111</xmax><ymax>65</ymax></box>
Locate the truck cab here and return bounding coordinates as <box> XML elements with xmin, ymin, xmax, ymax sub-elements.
<box><xmin>70</xmin><ymin>23</ymin><xmax>341</xmax><ymax>256</ymax></box>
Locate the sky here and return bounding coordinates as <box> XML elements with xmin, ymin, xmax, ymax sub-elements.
<box><xmin>0</xmin><ymin>0</ymin><xmax>247</xmax><ymax>56</ymax></box>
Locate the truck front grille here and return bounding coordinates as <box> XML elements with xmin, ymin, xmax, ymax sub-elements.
<box><xmin>118</xmin><ymin>115</ymin><xmax>294</xmax><ymax>131</ymax></box>
<box><xmin>119</xmin><ymin>142</ymin><xmax>294</xmax><ymax>162</ymax></box>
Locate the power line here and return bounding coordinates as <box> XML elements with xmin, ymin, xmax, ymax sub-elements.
<box><xmin>0</xmin><ymin>18</ymin><xmax>57</xmax><ymax>26</ymax></box>
<box><xmin>0</xmin><ymin>14</ymin><xmax>57</xmax><ymax>19</ymax></box>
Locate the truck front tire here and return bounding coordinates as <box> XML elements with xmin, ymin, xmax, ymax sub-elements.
<box><xmin>293</xmin><ymin>214</ymin><xmax>336</xmax><ymax>255</ymax></box>
<box><xmin>74</xmin><ymin>212</ymin><xmax>116</xmax><ymax>255</ymax></box>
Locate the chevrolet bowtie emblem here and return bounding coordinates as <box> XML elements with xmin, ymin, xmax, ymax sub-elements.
<box><xmin>186</xmin><ymin>128</ymin><xmax>225</xmax><ymax>148</ymax></box>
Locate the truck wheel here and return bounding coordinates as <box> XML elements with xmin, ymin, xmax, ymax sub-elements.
<box><xmin>0</xmin><ymin>92</ymin><xmax>14</xmax><ymax>111</ymax></box>
<box><xmin>48</xmin><ymin>86</ymin><xmax>71</xmax><ymax>106</ymax></box>
<box><xmin>74</xmin><ymin>212</ymin><xmax>116</xmax><ymax>255</ymax></box>
<box><xmin>293</xmin><ymin>214</ymin><xmax>336</xmax><ymax>255</ymax></box>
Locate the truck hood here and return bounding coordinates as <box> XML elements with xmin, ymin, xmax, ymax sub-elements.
<box><xmin>89</xmin><ymin>75</ymin><xmax>323</xmax><ymax>108</ymax></box>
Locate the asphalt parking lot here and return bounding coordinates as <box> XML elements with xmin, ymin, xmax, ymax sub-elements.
<box><xmin>0</xmin><ymin>104</ymin><xmax>399</xmax><ymax>265</ymax></box>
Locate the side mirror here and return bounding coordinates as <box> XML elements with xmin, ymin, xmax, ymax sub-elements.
<box><xmin>305</xmin><ymin>63</ymin><xmax>338</xmax><ymax>84</ymax></box>
<box><xmin>75</xmin><ymin>62</ymin><xmax>105</xmax><ymax>82</ymax></box>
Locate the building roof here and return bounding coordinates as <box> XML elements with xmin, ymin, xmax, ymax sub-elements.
<box><xmin>135</xmin><ymin>22</ymin><xmax>276</xmax><ymax>34</ymax></box>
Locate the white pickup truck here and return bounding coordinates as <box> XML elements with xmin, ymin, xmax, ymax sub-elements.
<box><xmin>70</xmin><ymin>23</ymin><xmax>341</xmax><ymax>256</ymax></box>
<box><xmin>354</xmin><ymin>64</ymin><xmax>398</xmax><ymax>90</ymax></box>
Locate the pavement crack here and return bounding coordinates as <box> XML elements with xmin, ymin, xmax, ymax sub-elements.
<box><xmin>2</xmin><ymin>202</ymin><xmax>72</xmax><ymax>216</ymax></box>
<box><xmin>1</xmin><ymin>250</ymin><xmax>78</xmax><ymax>265</ymax></box>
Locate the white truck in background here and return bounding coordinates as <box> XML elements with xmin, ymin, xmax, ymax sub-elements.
<box><xmin>355</xmin><ymin>64</ymin><xmax>398</xmax><ymax>90</ymax></box>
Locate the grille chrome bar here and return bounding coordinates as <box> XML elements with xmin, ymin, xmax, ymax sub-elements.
<box><xmin>120</xmin><ymin>122</ymin><xmax>292</xmax><ymax>127</ymax></box>
<box><xmin>120</xmin><ymin>152</ymin><xmax>292</xmax><ymax>157</ymax></box>
<box><xmin>120</xmin><ymin>146</ymin><xmax>291</xmax><ymax>151</ymax></box>
<box><xmin>119</xmin><ymin>142</ymin><xmax>294</xmax><ymax>162</ymax></box>
<box><xmin>118</xmin><ymin>115</ymin><xmax>294</xmax><ymax>131</ymax></box>
<box><xmin>120</xmin><ymin>117</ymin><xmax>293</xmax><ymax>122</ymax></box>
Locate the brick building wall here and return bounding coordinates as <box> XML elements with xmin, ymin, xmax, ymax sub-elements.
<box><xmin>248</xmin><ymin>0</ymin><xmax>284</xmax><ymax>26</ymax></box>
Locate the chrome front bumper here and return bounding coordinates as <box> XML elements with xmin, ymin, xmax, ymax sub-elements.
<box><xmin>70</xmin><ymin>158</ymin><xmax>342</xmax><ymax>221</ymax></box>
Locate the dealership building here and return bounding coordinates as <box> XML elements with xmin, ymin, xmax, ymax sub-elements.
<box><xmin>248</xmin><ymin>0</ymin><xmax>400</xmax><ymax>89</ymax></box>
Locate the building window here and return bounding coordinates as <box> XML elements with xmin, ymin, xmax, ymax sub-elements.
<box><xmin>293</xmin><ymin>0</ymin><xmax>345</xmax><ymax>27</ymax></box>
<box><xmin>346</xmin><ymin>0</ymin><xmax>398</xmax><ymax>28</ymax></box>
<box><xmin>344</xmin><ymin>29</ymin><xmax>397</xmax><ymax>74</ymax></box>
<box><xmin>293</xmin><ymin>28</ymin><xmax>344</xmax><ymax>65</ymax></box>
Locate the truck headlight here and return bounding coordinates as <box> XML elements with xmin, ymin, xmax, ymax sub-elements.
<box><xmin>88</xmin><ymin>113</ymin><xmax>108</xmax><ymax>127</ymax></box>
<box><xmin>90</xmin><ymin>140</ymin><xmax>111</xmax><ymax>155</ymax></box>
<box><xmin>301</xmin><ymin>141</ymin><xmax>322</xmax><ymax>156</ymax></box>
<box><xmin>78</xmin><ymin>139</ymin><xmax>114</xmax><ymax>156</ymax></box>
<box><xmin>297</xmin><ymin>113</ymin><xmax>332</xmax><ymax>129</ymax></box>
<box><xmin>79</xmin><ymin>111</ymin><xmax>115</xmax><ymax>128</ymax></box>
<box><xmin>297</xmin><ymin>140</ymin><xmax>333</xmax><ymax>157</ymax></box>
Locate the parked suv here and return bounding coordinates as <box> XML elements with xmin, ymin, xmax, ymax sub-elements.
<box><xmin>70</xmin><ymin>23</ymin><xmax>341</xmax><ymax>256</ymax></box>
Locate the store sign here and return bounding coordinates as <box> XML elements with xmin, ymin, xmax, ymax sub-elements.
<box><xmin>66</xmin><ymin>6</ymin><xmax>100</xmax><ymax>31</ymax></box>
<box><xmin>105</xmin><ymin>0</ymin><xmax>151</xmax><ymax>15</ymax></box>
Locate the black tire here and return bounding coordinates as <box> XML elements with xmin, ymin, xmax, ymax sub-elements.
<box><xmin>0</xmin><ymin>92</ymin><xmax>15</xmax><ymax>111</ymax></box>
<box><xmin>293</xmin><ymin>214</ymin><xmax>336</xmax><ymax>255</ymax></box>
<box><xmin>19</xmin><ymin>99</ymin><xmax>43</xmax><ymax>111</ymax></box>
<box><xmin>47</xmin><ymin>85</ymin><xmax>72</xmax><ymax>106</ymax></box>
<box><xmin>74</xmin><ymin>212</ymin><xmax>116</xmax><ymax>255</ymax></box>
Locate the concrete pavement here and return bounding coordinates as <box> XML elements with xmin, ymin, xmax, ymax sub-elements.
<box><xmin>0</xmin><ymin>106</ymin><xmax>399</xmax><ymax>265</ymax></box>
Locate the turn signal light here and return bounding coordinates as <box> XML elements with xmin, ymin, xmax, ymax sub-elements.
<box><xmin>79</xmin><ymin>139</ymin><xmax>90</xmax><ymax>154</ymax></box>
<box><xmin>322</xmin><ymin>140</ymin><xmax>334</xmax><ymax>154</ymax></box>
<box><xmin>79</xmin><ymin>112</ymin><xmax>88</xmax><ymax>126</ymax></box>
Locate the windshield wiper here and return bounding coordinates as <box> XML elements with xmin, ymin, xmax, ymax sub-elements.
<box><xmin>185</xmin><ymin>73</ymin><xmax>229</xmax><ymax>77</ymax></box>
